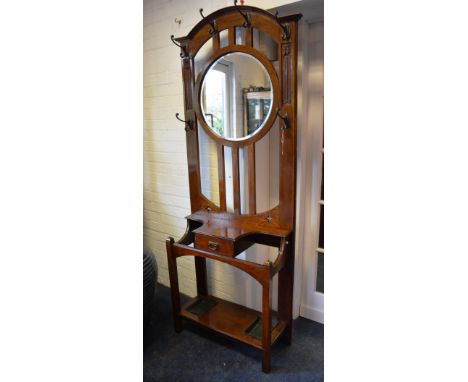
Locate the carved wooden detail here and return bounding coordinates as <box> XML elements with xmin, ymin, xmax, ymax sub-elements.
<box><xmin>281</xmin><ymin>43</ymin><xmax>291</xmax><ymax>104</ymax></box>
<box><xmin>182</xmin><ymin>57</ymin><xmax>193</xmax><ymax>110</ymax></box>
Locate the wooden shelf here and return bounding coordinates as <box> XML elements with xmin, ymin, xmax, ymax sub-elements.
<box><xmin>179</xmin><ymin>295</ymin><xmax>287</xmax><ymax>350</ymax></box>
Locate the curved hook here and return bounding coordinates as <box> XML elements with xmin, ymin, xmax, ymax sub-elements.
<box><xmin>199</xmin><ymin>8</ymin><xmax>218</xmax><ymax>35</ymax></box>
<box><xmin>276</xmin><ymin>107</ymin><xmax>290</xmax><ymax>129</ymax></box>
<box><xmin>274</xmin><ymin>11</ymin><xmax>290</xmax><ymax>40</ymax></box>
<box><xmin>170</xmin><ymin>35</ymin><xmax>188</xmax><ymax>58</ymax></box>
<box><xmin>233</xmin><ymin>0</ymin><xmax>250</xmax><ymax>28</ymax></box>
<box><xmin>175</xmin><ymin>113</ymin><xmax>193</xmax><ymax>132</ymax></box>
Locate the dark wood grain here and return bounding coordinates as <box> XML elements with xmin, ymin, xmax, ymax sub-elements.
<box><xmin>278</xmin><ymin>235</ymin><xmax>294</xmax><ymax>344</ymax></box>
<box><xmin>166</xmin><ymin>237</ymin><xmax>182</xmax><ymax>332</ymax></box>
<box><xmin>245</xmin><ymin>26</ymin><xmax>253</xmax><ymax>47</ymax></box>
<box><xmin>261</xmin><ymin>280</ymin><xmax>272</xmax><ymax>373</ymax></box>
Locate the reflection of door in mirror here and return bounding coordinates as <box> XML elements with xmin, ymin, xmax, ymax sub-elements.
<box><xmin>201</xmin><ymin>60</ymin><xmax>232</xmax><ymax>137</ymax></box>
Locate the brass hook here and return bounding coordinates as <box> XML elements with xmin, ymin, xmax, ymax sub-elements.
<box><xmin>175</xmin><ymin>113</ymin><xmax>193</xmax><ymax>132</ymax></box>
<box><xmin>274</xmin><ymin>11</ymin><xmax>290</xmax><ymax>40</ymax></box>
<box><xmin>233</xmin><ymin>0</ymin><xmax>250</xmax><ymax>28</ymax></box>
<box><xmin>170</xmin><ymin>35</ymin><xmax>188</xmax><ymax>58</ymax></box>
<box><xmin>199</xmin><ymin>8</ymin><xmax>218</xmax><ymax>35</ymax></box>
<box><xmin>276</xmin><ymin>108</ymin><xmax>290</xmax><ymax>129</ymax></box>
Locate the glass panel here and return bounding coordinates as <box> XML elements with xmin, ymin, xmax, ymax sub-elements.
<box><xmin>194</xmin><ymin>37</ymin><xmax>213</xmax><ymax>78</ymax></box>
<box><xmin>219</xmin><ymin>29</ymin><xmax>229</xmax><ymax>48</ymax></box>
<box><xmin>253</xmin><ymin>122</ymin><xmax>279</xmax><ymax>214</ymax></box>
<box><xmin>239</xmin><ymin>146</ymin><xmax>246</xmax><ymax>214</ymax></box>
<box><xmin>253</xmin><ymin>28</ymin><xmax>278</xmax><ymax>61</ymax></box>
<box><xmin>198</xmin><ymin>124</ymin><xmax>220</xmax><ymax>206</ymax></box>
<box><xmin>223</xmin><ymin>146</ymin><xmax>234</xmax><ymax>213</ymax></box>
<box><xmin>200</xmin><ymin>52</ymin><xmax>272</xmax><ymax>140</ymax></box>
<box><xmin>316</xmin><ymin>252</ymin><xmax>324</xmax><ymax>293</ymax></box>
<box><xmin>235</xmin><ymin>27</ymin><xmax>245</xmax><ymax>45</ymax></box>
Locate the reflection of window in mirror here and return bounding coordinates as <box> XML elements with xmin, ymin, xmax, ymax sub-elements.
<box><xmin>201</xmin><ymin>53</ymin><xmax>272</xmax><ymax>139</ymax></box>
<box><xmin>201</xmin><ymin>60</ymin><xmax>232</xmax><ymax>136</ymax></box>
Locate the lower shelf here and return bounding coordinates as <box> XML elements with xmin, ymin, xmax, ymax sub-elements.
<box><xmin>179</xmin><ymin>295</ymin><xmax>287</xmax><ymax>350</ymax></box>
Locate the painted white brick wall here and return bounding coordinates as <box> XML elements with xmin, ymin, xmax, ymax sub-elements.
<box><xmin>143</xmin><ymin>0</ymin><xmax>299</xmax><ymax>310</ymax></box>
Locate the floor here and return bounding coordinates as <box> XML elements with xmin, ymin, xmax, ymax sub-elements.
<box><xmin>143</xmin><ymin>284</ymin><xmax>324</xmax><ymax>382</ymax></box>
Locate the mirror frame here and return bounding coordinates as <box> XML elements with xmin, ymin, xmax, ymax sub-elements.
<box><xmin>172</xmin><ymin>5</ymin><xmax>301</xmax><ymax>217</ymax></box>
<box><xmin>194</xmin><ymin>46</ymin><xmax>279</xmax><ymax>146</ymax></box>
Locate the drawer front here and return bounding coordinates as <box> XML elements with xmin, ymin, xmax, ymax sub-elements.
<box><xmin>195</xmin><ymin>234</ymin><xmax>233</xmax><ymax>257</ymax></box>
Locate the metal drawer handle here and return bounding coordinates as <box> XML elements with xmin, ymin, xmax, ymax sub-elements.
<box><xmin>207</xmin><ymin>241</ymin><xmax>219</xmax><ymax>251</ymax></box>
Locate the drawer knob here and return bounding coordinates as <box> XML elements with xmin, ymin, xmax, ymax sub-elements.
<box><xmin>208</xmin><ymin>241</ymin><xmax>219</xmax><ymax>251</ymax></box>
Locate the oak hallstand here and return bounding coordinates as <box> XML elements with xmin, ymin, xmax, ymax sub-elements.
<box><xmin>166</xmin><ymin>2</ymin><xmax>301</xmax><ymax>373</ymax></box>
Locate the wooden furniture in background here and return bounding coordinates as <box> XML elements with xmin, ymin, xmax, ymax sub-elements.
<box><xmin>166</xmin><ymin>2</ymin><xmax>301</xmax><ymax>373</ymax></box>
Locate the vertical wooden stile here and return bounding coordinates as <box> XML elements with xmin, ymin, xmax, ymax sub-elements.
<box><xmin>228</xmin><ymin>26</ymin><xmax>235</xmax><ymax>46</ymax></box>
<box><xmin>245</xmin><ymin>26</ymin><xmax>253</xmax><ymax>47</ymax></box>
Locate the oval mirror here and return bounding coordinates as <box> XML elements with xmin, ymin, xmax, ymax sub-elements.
<box><xmin>200</xmin><ymin>52</ymin><xmax>273</xmax><ymax>140</ymax></box>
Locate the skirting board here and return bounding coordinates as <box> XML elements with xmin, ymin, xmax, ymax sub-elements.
<box><xmin>300</xmin><ymin>303</ymin><xmax>324</xmax><ymax>324</ymax></box>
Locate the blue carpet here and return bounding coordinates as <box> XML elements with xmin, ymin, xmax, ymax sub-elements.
<box><xmin>144</xmin><ymin>284</ymin><xmax>324</xmax><ymax>381</ymax></box>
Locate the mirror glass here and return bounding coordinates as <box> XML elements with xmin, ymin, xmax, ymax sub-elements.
<box><xmin>200</xmin><ymin>52</ymin><xmax>272</xmax><ymax>140</ymax></box>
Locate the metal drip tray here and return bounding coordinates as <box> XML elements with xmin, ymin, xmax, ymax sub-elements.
<box><xmin>186</xmin><ymin>297</ymin><xmax>218</xmax><ymax>316</ymax></box>
<box><xmin>245</xmin><ymin>317</ymin><xmax>279</xmax><ymax>340</ymax></box>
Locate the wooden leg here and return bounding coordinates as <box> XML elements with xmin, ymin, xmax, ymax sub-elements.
<box><xmin>278</xmin><ymin>236</ymin><xmax>294</xmax><ymax>345</ymax></box>
<box><xmin>166</xmin><ymin>237</ymin><xmax>182</xmax><ymax>333</ymax></box>
<box><xmin>261</xmin><ymin>279</ymin><xmax>272</xmax><ymax>373</ymax></box>
<box><xmin>194</xmin><ymin>257</ymin><xmax>208</xmax><ymax>296</ymax></box>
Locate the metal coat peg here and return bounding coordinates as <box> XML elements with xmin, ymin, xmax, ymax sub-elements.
<box><xmin>175</xmin><ymin>113</ymin><xmax>193</xmax><ymax>132</ymax></box>
<box><xmin>199</xmin><ymin>8</ymin><xmax>218</xmax><ymax>34</ymax></box>
<box><xmin>274</xmin><ymin>11</ymin><xmax>290</xmax><ymax>40</ymax></box>
<box><xmin>170</xmin><ymin>35</ymin><xmax>188</xmax><ymax>58</ymax></box>
<box><xmin>276</xmin><ymin>108</ymin><xmax>290</xmax><ymax>129</ymax></box>
<box><xmin>233</xmin><ymin>0</ymin><xmax>250</xmax><ymax>27</ymax></box>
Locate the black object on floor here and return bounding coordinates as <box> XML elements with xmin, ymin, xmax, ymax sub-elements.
<box><xmin>143</xmin><ymin>251</ymin><xmax>157</xmax><ymax>329</ymax></box>
<box><xmin>144</xmin><ymin>284</ymin><xmax>324</xmax><ymax>382</ymax></box>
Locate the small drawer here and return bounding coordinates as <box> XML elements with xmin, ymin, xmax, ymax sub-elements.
<box><xmin>194</xmin><ymin>234</ymin><xmax>234</xmax><ymax>257</ymax></box>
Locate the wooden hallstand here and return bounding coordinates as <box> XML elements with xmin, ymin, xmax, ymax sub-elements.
<box><xmin>166</xmin><ymin>3</ymin><xmax>301</xmax><ymax>373</ymax></box>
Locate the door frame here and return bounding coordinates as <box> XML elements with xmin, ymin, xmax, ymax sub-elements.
<box><xmin>292</xmin><ymin>19</ymin><xmax>324</xmax><ymax>323</ymax></box>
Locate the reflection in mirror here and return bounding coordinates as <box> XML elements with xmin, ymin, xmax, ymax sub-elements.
<box><xmin>201</xmin><ymin>52</ymin><xmax>272</xmax><ymax>139</ymax></box>
<box><xmin>198</xmin><ymin>124</ymin><xmax>220</xmax><ymax>206</ymax></box>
